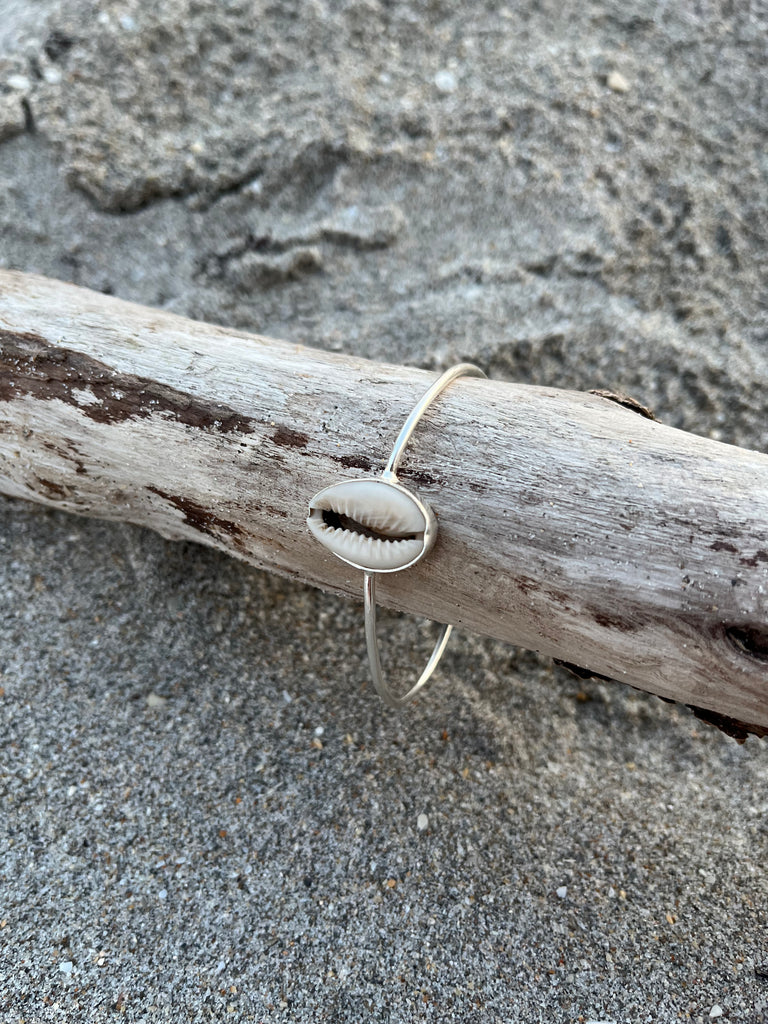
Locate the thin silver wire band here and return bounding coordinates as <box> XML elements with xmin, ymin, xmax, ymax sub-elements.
<box><xmin>365</xmin><ymin>363</ymin><xmax>486</xmax><ymax>708</ymax></box>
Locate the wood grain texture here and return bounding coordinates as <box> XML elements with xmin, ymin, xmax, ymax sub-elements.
<box><xmin>1</xmin><ymin>270</ymin><xmax>767</xmax><ymax>730</ymax></box>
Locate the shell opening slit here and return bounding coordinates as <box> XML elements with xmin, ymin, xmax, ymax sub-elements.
<box><xmin>307</xmin><ymin>478</ymin><xmax>436</xmax><ymax>573</ymax></box>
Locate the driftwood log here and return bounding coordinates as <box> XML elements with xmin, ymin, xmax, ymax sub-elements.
<box><xmin>1</xmin><ymin>270</ymin><xmax>767</xmax><ymax>734</ymax></box>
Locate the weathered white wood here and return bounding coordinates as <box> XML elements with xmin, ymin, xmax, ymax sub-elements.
<box><xmin>1</xmin><ymin>270</ymin><xmax>767</xmax><ymax>731</ymax></box>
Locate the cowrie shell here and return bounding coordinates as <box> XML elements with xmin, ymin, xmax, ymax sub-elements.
<box><xmin>307</xmin><ymin>478</ymin><xmax>437</xmax><ymax>572</ymax></box>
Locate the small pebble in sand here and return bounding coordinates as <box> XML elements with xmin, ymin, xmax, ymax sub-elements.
<box><xmin>607</xmin><ymin>71</ymin><xmax>630</xmax><ymax>93</ymax></box>
<box><xmin>434</xmin><ymin>69</ymin><xmax>457</xmax><ymax>94</ymax></box>
<box><xmin>556</xmin><ymin>886</ymin><xmax>568</xmax><ymax>899</ymax></box>
<box><xmin>417</xmin><ymin>813</ymin><xmax>429</xmax><ymax>831</ymax></box>
<box><xmin>7</xmin><ymin>74</ymin><xmax>31</xmax><ymax>91</ymax></box>
<box><xmin>709</xmin><ymin>1007</ymin><xmax>723</xmax><ymax>1019</ymax></box>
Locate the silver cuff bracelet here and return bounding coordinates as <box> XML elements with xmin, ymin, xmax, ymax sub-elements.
<box><xmin>307</xmin><ymin>363</ymin><xmax>486</xmax><ymax>708</ymax></box>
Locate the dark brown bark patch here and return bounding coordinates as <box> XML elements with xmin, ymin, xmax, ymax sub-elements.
<box><xmin>336</xmin><ymin>453</ymin><xmax>374</xmax><ymax>471</ymax></box>
<box><xmin>710</xmin><ymin>540</ymin><xmax>738</xmax><ymax>553</ymax></box>
<box><xmin>271</xmin><ymin>425</ymin><xmax>309</xmax><ymax>449</ymax></box>
<box><xmin>739</xmin><ymin>549</ymin><xmax>768</xmax><ymax>567</ymax></box>
<box><xmin>147</xmin><ymin>486</ymin><xmax>245</xmax><ymax>540</ymax></box>
<box><xmin>0</xmin><ymin>330</ymin><xmax>254</xmax><ymax>435</ymax></box>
